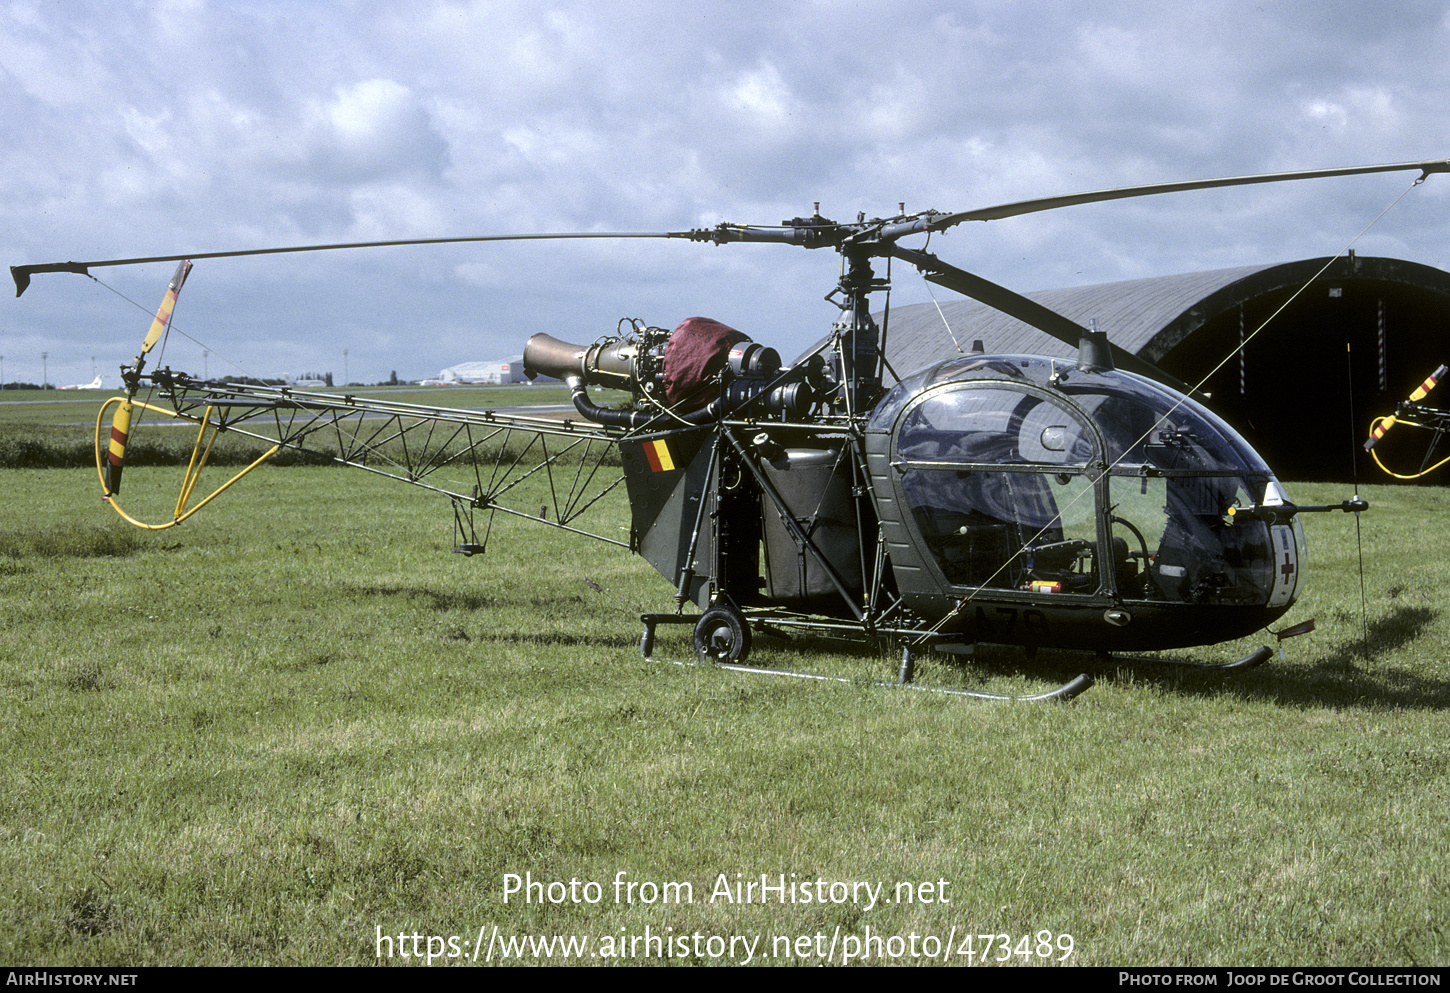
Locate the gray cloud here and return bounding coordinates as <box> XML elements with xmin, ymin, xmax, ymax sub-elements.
<box><xmin>4</xmin><ymin>0</ymin><xmax>1450</xmax><ymax>386</ymax></box>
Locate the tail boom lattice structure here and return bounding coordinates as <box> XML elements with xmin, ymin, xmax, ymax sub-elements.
<box><xmin>97</xmin><ymin>372</ymin><xmax>629</xmax><ymax>545</ymax></box>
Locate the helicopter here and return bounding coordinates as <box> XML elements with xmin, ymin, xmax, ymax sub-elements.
<box><xmin>14</xmin><ymin>156</ymin><xmax>1446</xmax><ymax>701</ymax></box>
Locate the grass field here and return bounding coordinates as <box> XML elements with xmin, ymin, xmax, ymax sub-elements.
<box><xmin>1</xmin><ymin>403</ymin><xmax>1448</xmax><ymax>966</ymax></box>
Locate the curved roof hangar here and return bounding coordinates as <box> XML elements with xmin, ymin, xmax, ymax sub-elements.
<box><xmin>878</xmin><ymin>255</ymin><xmax>1450</xmax><ymax>481</ymax></box>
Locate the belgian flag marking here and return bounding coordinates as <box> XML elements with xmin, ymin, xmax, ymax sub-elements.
<box><xmin>643</xmin><ymin>439</ymin><xmax>675</xmax><ymax>472</ymax></box>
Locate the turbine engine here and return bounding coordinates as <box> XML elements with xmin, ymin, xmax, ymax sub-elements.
<box><xmin>523</xmin><ymin>317</ymin><xmax>811</xmax><ymax>426</ymax></box>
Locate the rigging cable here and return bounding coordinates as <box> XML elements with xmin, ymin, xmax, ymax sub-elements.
<box><xmin>88</xmin><ymin>272</ymin><xmax>254</xmax><ymax>383</ymax></box>
<box><xmin>917</xmin><ymin>227</ymin><xmax>966</xmax><ymax>354</ymax></box>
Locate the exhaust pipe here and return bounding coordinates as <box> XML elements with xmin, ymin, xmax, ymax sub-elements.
<box><xmin>523</xmin><ymin>332</ymin><xmax>657</xmax><ymax>428</ymax></box>
<box><xmin>523</xmin><ymin>333</ymin><xmax>641</xmax><ymax>389</ymax></box>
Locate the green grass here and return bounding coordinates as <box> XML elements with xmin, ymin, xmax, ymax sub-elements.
<box><xmin>1</xmin><ymin>465</ymin><xmax>1448</xmax><ymax>966</ymax></box>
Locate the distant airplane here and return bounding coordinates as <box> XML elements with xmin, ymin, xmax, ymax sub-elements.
<box><xmin>58</xmin><ymin>375</ymin><xmax>103</xmax><ymax>390</ymax></box>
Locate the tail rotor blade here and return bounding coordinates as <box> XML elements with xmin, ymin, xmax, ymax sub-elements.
<box><xmin>139</xmin><ymin>260</ymin><xmax>192</xmax><ymax>357</ymax></box>
<box><xmin>100</xmin><ymin>399</ymin><xmax>133</xmax><ymax>497</ymax></box>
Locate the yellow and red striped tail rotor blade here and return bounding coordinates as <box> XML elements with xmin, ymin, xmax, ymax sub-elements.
<box><xmin>1409</xmin><ymin>363</ymin><xmax>1448</xmax><ymax>403</ymax></box>
<box><xmin>1365</xmin><ymin>418</ymin><xmax>1394</xmax><ymax>451</ymax></box>
<box><xmin>102</xmin><ymin>400</ymin><xmax>133</xmax><ymax>496</ymax></box>
<box><xmin>138</xmin><ymin>259</ymin><xmax>192</xmax><ymax>357</ymax></box>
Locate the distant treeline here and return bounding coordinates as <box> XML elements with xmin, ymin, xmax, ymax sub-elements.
<box><xmin>0</xmin><ymin>377</ymin><xmax>403</xmax><ymax>390</ymax></box>
<box><xmin>0</xmin><ymin>431</ymin><xmax>339</xmax><ymax>470</ymax></box>
<box><xmin>1</xmin><ymin>380</ymin><xmax>297</xmax><ymax>390</ymax></box>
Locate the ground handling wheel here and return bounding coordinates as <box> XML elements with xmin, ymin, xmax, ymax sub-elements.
<box><xmin>693</xmin><ymin>606</ymin><xmax>752</xmax><ymax>663</ymax></box>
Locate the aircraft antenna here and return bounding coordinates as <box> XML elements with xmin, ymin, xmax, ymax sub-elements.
<box><xmin>1346</xmin><ymin>341</ymin><xmax>1370</xmax><ymax>654</ymax></box>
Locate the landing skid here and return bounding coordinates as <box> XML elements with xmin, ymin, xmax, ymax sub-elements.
<box><xmin>710</xmin><ymin>658</ymin><xmax>1094</xmax><ymax>703</ymax></box>
<box><xmin>895</xmin><ymin>644</ymin><xmax>1092</xmax><ymax>701</ymax></box>
<box><xmin>639</xmin><ymin>612</ymin><xmax>1093</xmax><ymax>702</ymax></box>
<box><xmin>1092</xmin><ymin>645</ymin><xmax>1274</xmax><ymax>671</ymax></box>
<box><xmin>638</xmin><ymin>611</ymin><xmax>1270</xmax><ymax>700</ymax></box>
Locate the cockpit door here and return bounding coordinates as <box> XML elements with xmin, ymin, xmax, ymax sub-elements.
<box><xmin>887</xmin><ymin>383</ymin><xmax>1112</xmax><ymax>600</ymax></box>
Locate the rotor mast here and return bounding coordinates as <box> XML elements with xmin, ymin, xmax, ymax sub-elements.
<box><xmin>833</xmin><ymin>242</ymin><xmax>886</xmax><ymax>416</ymax></box>
<box><xmin>681</xmin><ymin>207</ymin><xmax>899</xmax><ymax>417</ymax></box>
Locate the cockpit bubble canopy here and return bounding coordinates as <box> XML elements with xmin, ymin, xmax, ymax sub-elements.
<box><xmin>869</xmin><ymin>355</ymin><xmax>1304</xmax><ymax>616</ymax></box>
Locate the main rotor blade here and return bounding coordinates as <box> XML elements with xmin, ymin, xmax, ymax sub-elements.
<box><xmin>928</xmin><ymin>157</ymin><xmax>1450</xmax><ymax>230</ymax></box>
<box><xmin>886</xmin><ymin>244</ymin><xmax>1195</xmax><ymax>394</ymax></box>
<box><xmin>11</xmin><ymin>230</ymin><xmax>682</xmax><ymax>296</ymax></box>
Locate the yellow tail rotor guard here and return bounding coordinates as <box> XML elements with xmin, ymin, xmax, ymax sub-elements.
<box><xmin>95</xmin><ymin>396</ymin><xmax>279</xmax><ymax>530</ymax></box>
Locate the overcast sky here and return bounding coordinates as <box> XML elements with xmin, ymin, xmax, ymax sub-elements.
<box><xmin>5</xmin><ymin>0</ymin><xmax>1450</xmax><ymax>387</ymax></box>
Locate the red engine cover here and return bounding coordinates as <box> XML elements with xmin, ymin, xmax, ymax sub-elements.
<box><xmin>662</xmin><ymin>316</ymin><xmax>750</xmax><ymax>412</ymax></box>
